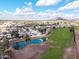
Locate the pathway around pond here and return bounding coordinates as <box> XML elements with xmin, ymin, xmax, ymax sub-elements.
<box><xmin>10</xmin><ymin>42</ymin><xmax>48</xmax><ymax>59</ymax></box>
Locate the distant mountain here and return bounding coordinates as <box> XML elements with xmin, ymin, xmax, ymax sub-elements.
<box><xmin>55</xmin><ymin>17</ymin><xmax>67</xmax><ymax>20</ymax></box>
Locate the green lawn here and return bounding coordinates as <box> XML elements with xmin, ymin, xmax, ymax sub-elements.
<box><xmin>40</xmin><ymin>28</ymin><xmax>74</xmax><ymax>59</ymax></box>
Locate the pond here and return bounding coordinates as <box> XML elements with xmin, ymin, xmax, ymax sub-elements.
<box><xmin>12</xmin><ymin>38</ymin><xmax>47</xmax><ymax>50</ymax></box>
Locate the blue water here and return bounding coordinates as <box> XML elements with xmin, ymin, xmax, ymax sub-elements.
<box><xmin>13</xmin><ymin>38</ymin><xmax>46</xmax><ymax>49</ymax></box>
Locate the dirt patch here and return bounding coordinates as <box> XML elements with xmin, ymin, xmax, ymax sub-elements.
<box><xmin>63</xmin><ymin>47</ymin><xmax>76</xmax><ymax>59</ymax></box>
<box><xmin>10</xmin><ymin>43</ymin><xmax>48</xmax><ymax>59</ymax></box>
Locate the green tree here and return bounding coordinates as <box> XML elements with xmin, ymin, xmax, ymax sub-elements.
<box><xmin>0</xmin><ymin>36</ymin><xmax>9</xmax><ymax>59</ymax></box>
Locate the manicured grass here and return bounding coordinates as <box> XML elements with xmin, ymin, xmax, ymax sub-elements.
<box><xmin>51</xmin><ymin>28</ymin><xmax>74</xmax><ymax>47</ymax></box>
<box><xmin>40</xmin><ymin>28</ymin><xmax>74</xmax><ymax>59</ymax></box>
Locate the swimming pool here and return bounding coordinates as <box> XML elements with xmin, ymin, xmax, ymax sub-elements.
<box><xmin>13</xmin><ymin>38</ymin><xmax>47</xmax><ymax>49</ymax></box>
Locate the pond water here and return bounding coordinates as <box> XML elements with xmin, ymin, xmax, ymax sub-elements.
<box><xmin>13</xmin><ymin>38</ymin><xmax>47</xmax><ymax>49</ymax></box>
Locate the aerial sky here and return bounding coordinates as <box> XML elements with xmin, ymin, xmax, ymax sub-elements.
<box><xmin>0</xmin><ymin>0</ymin><xmax>79</xmax><ymax>20</ymax></box>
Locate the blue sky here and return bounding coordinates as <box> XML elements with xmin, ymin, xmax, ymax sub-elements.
<box><xmin>0</xmin><ymin>0</ymin><xmax>79</xmax><ymax>20</ymax></box>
